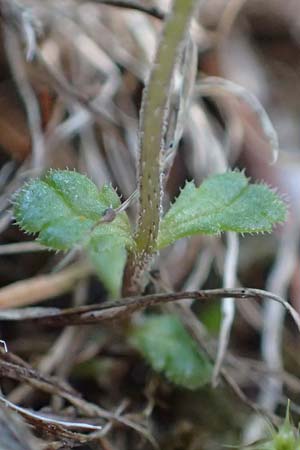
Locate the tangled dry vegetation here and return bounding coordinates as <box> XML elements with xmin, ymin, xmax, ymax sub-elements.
<box><xmin>1</xmin><ymin>0</ymin><xmax>300</xmax><ymax>449</ymax></box>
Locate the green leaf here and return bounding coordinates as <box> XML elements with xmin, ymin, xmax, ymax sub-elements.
<box><xmin>14</xmin><ymin>170</ymin><xmax>133</xmax><ymax>296</ymax></box>
<box><xmin>87</xmin><ymin>239</ymin><xmax>127</xmax><ymax>298</ymax></box>
<box><xmin>14</xmin><ymin>169</ymin><xmax>133</xmax><ymax>250</ymax></box>
<box><xmin>158</xmin><ymin>171</ymin><xmax>286</xmax><ymax>249</ymax></box>
<box><xmin>130</xmin><ymin>314</ymin><xmax>212</xmax><ymax>389</ymax></box>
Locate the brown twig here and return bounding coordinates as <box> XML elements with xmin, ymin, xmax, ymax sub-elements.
<box><xmin>0</xmin><ymin>351</ymin><xmax>156</xmax><ymax>446</ymax></box>
<box><xmin>0</xmin><ymin>288</ymin><xmax>298</xmax><ymax>329</ymax></box>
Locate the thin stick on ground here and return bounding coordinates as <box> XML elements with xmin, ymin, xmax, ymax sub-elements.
<box><xmin>0</xmin><ymin>288</ymin><xmax>298</xmax><ymax>330</ymax></box>
<box><xmin>0</xmin><ymin>351</ymin><xmax>156</xmax><ymax>445</ymax></box>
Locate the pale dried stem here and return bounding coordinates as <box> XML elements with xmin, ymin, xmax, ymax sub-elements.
<box><xmin>0</xmin><ymin>262</ymin><xmax>92</xmax><ymax>309</ymax></box>
<box><xmin>9</xmin><ymin>282</ymin><xmax>89</xmax><ymax>405</ymax></box>
<box><xmin>3</xmin><ymin>25</ymin><xmax>46</xmax><ymax>170</ymax></box>
<box><xmin>36</xmin><ymin>49</ymin><xmax>116</xmax><ymax>124</ymax></box>
<box><xmin>195</xmin><ymin>77</ymin><xmax>279</xmax><ymax>164</ymax></box>
<box><xmin>243</xmin><ymin>221</ymin><xmax>300</xmax><ymax>444</ymax></box>
<box><xmin>0</xmin><ymin>241</ymin><xmax>45</xmax><ymax>255</ymax></box>
<box><xmin>213</xmin><ymin>232</ymin><xmax>239</xmax><ymax>385</ymax></box>
<box><xmin>217</xmin><ymin>0</ymin><xmax>248</xmax><ymax>42</ymax></box>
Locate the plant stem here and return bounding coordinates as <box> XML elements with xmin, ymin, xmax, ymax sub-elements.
<box><xmin>124</xmin><ymin>0</ymin><xmax>199</xmax><ymax>294</ymax></box>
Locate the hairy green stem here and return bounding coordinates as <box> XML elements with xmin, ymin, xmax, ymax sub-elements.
<box><xmin>124</xmin><ymin>0</ymin><xmax>199</xmax><ymax>294</ymax></box>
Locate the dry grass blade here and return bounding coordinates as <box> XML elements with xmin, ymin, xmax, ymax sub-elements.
<box><xmin>3</xmin><ymin>25</ymin><xmax>46</xmax><ymax>170</ymax></box>
<box><xmin>0</xmin><ymin>262</ymin><xmax>92</xmax><ymax>309</ymax></box>
<box><xmin>0</xmin><ymin>241</ymin><xmax>45</xmax><ymax>255</ymax></box>
<box><xmin>90</xmin><ymin>0</ymin><xmax>165</xmax><ymax>19</ymax></box>
<box><xmin>213</xmin><ymin>232</ymin><xmax>239</xmax><ymax>385</ymax></box>
<box><xmin>244</xmin><ymin>221</ymin><xmax>300</xmax><ymax>444</ymax></box>
<box><xmin>195</xmin><ymin>76</ymin><xmax>279</xmax><ymax>163</ymax></box>
<box><xmin>36</xmin><ymin>49</ymin><xmax>116</xmax><ymax>125</ymax></box>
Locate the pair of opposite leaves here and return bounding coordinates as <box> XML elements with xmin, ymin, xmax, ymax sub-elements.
<box><xmin>14</xmin><ymin>169</ymin><xmax>285</xmax><ymax>297</ymax></box>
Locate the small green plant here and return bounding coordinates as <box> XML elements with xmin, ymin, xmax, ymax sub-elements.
<box><xmin>13</xmin><ymin>168</ymin><xmax>286</xmax><ymax>387</ymax></box>
<box><xmin>13</xmin><ymin>0</ymin><xmax>286</xmax><ymax>390</ymax></box>
<box><xmin>246</xmin><ymin>405</ymin><xmax>300</xmax><ymax>450</ymax></box>
<box><xmin>14</xmin><ymin>170</ymin><xmax>285</xmax><ymax>297</ymax></box>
